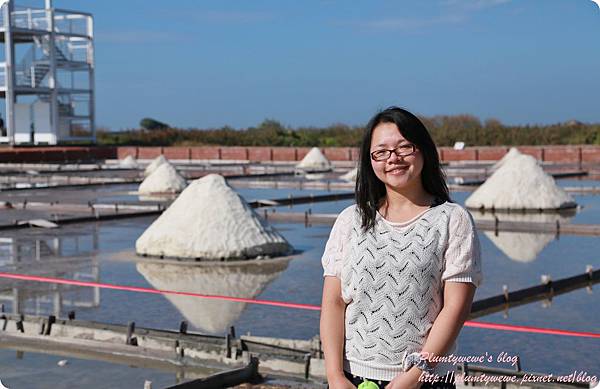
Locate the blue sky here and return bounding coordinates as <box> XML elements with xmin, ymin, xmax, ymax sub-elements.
<box><xmin>52</xmin><ymin>0</ymin><xmax>600</xmax><ymax>130</ymax></box>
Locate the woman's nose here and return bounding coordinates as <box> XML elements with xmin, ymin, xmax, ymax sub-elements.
<box><xmin>387</xmin><ymin>151</ymin><xmax>402</xmax><ymax>163</ymax></box>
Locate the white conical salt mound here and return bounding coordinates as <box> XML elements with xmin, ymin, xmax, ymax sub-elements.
<box><xmin>340</xmin><ymin>167</ymin><xmax>357</xmax><ymax>182</ymax></box>
<box><xmin>491</xmin><ymin>147</ymin><xmax>521</xmax><ymax>171</ymax></box>
<box><xmin>119</xmin><ymin>155</ymin><xmax>138</xmax><ymax>169</ymax></box>
<box><xmin>136</xmin><ymin>174</ymin><xmax>292</xmax><ymax>260</ymax></box>
<box><xmin>144</xmin><ymin>155</ymin><xmax>169</xmax><ymax>177</ymax></box>
<box><xmin>136</xmin><ymin>259</ymin><xmax>289</xmax><ymax>334</ymax></box>
<box><xmin>138</xmin><ymin>163</ymin><xmax>187</xmax><ymax>194</ymax></box>
<box><xmin>465</xmin><ymin>154</ymin><xmax>576</xmax><ymax>210</ymax></box>
<box><xmin>296</xmin><ymin>147</ymin><xmax>332</xmax><ymax>171</ymax></box>
<box><xmin>472</xmin><ymin>212</ymin><xmax>574</xmax><ymax>262</ymax></box>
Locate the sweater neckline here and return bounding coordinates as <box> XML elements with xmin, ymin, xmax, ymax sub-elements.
<box><xmin>375</xmin><ymin>201</ymin><xmax>446</xmax><ymax>228</ymax></box>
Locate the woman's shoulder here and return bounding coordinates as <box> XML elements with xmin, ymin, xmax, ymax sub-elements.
<box><xmin>337</xmin><ymin>204</ymin><xmax>359</xmax><ymax>222</ymax></box>
<box><xmin>440</xmin><ymin>202</ymin><xmax>476</xmax><ymax>230</ymax></box>
<box><xmin>435</xmin><ymin>201</ymin><xmax>468</xmax><ymax>214</ymax></box>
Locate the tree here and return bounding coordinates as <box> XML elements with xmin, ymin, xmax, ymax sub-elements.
<box><xmin>140</xmin><ymin>117</ymin><xmax>169</xmax><ymax>131</ymax></box>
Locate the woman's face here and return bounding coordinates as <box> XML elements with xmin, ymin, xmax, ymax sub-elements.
<box><xmin>370</xmin><ymin>122</ymin><xmax>424</xmax><ymax>191</ymax></box>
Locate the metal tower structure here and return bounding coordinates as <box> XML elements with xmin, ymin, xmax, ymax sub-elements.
<box><xmin>0</xmin><ymin>0</ymin><xmax>95</xmax><ymax>145</ymax></box>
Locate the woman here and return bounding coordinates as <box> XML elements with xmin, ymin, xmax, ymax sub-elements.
<box><xmin>320</xmin><ymin>107</ymin><xmax>482</xmax><ymax>389</ymax></box>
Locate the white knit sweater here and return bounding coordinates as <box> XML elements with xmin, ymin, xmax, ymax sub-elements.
<box><xmin>321</xmin><ymin>202</ymin><xmax>482</xmax><ymax>381</ymax></box>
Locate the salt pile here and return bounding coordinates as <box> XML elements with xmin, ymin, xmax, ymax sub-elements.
<box><xmin>472</xmin><ymin>211</ymin><xmax>574</xmax><ymax>262</ymax></box>
<box><xmin>340</xmin><ymin>167</ymin><xmax>357</xmax><ymax>182</ymax></box>
<box><xmin>138</xmin><ymin>162</ymin><xmax>187</xmax><ymax>194</ymax></box>
<box><xmin>296</xmin><ymin>147</ymin><xmax>332</xmax><ymax>171</ymax></box>
<box><xmin>491</xmin><ymin>147</ymin><xmax>521</xmax><ymax>171</ymax></box>
<box><xmin>144</xmin><ymin>155</ymin><xmax>168</xmax><ymax>177</ymax></box>
<box><xmin>119</xmin><ymin>155</ymin><xmax>138</xmax><ymax>169</ymax></box>
<box><xmin>136</xmin><ymin>174</ymin><xmax>292</xmax><ymax>259</ymax></box>
<box><xmin>465</xmin><ymin>153</ymin><xmax>576</xmax><ymax>210</ymax></box>
<box><xmin>136</xmin><ymin>259</ymin><xmax>289</xmax><ymax>333</ymax></box>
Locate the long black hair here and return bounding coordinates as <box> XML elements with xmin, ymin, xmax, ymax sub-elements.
<box><xmin>355</xmin><ymin>107</ymin><xmax>450</xmax><ymax>232</ymax></box>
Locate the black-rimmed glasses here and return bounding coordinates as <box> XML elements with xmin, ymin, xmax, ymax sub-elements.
<box><xmin>370</xmin><ymin>144</ymin><xmax>416</xmax><ymax>161</ymax></box>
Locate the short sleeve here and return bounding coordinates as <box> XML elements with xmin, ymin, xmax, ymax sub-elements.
<box><xmin>321</xmin><ymin>205</ymin><xmax>355</xmax><ymax>278</ymax></box>
<box><xmin>442</xmin><ymin>205</ymin><xmax>483</xmax><ymax>287</ymax></box>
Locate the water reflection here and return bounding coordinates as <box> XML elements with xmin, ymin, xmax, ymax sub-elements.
<box><xmin>0</xmin><ymin>227</ymin><xmax>100</xmax><ymax>316</ymax></box>
<box><xmin>136</xmin><ymin>258</ymin><xmax>290</xmax><ymax>334</ymax></box>
<box><xmin>472</xmin><ymin>210</ymin><xmax>576</xmax><ymax>262</ymax></box>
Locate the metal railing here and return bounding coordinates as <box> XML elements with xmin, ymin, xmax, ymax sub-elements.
<box><xmin>0</xmin><ymin>5</ymin><xmax>92</xmax><ymax>38</ymax></box>
<box><xmin>0</xmin><ymin>63</ymin><xmax>6</xmax><ymax>88</ymax></box>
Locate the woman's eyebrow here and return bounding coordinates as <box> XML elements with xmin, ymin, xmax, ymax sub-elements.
<box><xmin>373</xmin><ymin>141</ymin><xmax>410</xmax><ymax>148</ymax></box>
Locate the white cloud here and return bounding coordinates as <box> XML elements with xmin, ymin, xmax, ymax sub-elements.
<box><xmin>192</xmin><ymin>10</ymin><xmax>276</xmax><ymax>24</ymax></box>
<box><xmin>340</xmin><ymin>0</ymin><xmax>510</xmax><ymax>33</ymax></box>
<box><xmin>349</xmin><ymin>14</ymin><xmax>465</xmax><ymax>32</ymax></box>
<box><xmin>441</xmin><ymin>0</ymin><xmax>512</xmax><ymax>11</ymax></box>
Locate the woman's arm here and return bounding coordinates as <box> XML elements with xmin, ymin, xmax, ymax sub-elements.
<box><xmin>386</xmin><ymin>281</ymin><xmax>476</xmax><ymax>389</ymax></box>
<box><xmin>420</xmin><ymin>281</ymin><xmax>476</xmax><ymax>363</ymax></box>
<box><xmin>320</xmin><ymin>276</ymin><xmax>355</xmax><ymax>389</ymax></box>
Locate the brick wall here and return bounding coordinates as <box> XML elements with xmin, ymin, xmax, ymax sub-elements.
<box><xmin>0</xmin><ymin>147</ymin><xmax>116</xmax><ymax>163</ymax></box>
<box><xmin>117</xmin><ymin>145</ymin><xmax>600</xmax><ymax>164</ymax></box>
<box><xmin>1</xmin><ymin>145</ymin><xmax>598</xmax><ymax>164</ymax></box>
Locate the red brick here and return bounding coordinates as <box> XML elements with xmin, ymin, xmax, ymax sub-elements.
<box><xmin>247</xmin><ymin>147</ymin><xmax>272</xmax><ymax>162</ymax></box>
<box><xmin>137</xmin><ymin>147</ymin><xmax>163</xmax><ymax>159</ymax></box>
<box><xmin>323</xmin><ymin>147</ymin><xmax>352</xmax><ymax>161</ymax></box>
<box><xmin>296</xmin><ymin>147</ymin><xmax>311</xmax><ymax>161</ymax></box>
<box><xmin>477</xmin><ymin>147</ymin><xmax>508</xmax><ymax>161</ymax></box>
<box><xmin>92</xmin><ymin>147</ymin><xmax>117</xmax><ymax>160</ymax></box>
<box><xmin>163</xmin><ymin>147</ymin><xmax>190</xmax><ymax>160</ymax></box>
<box><xmin>117</xmin><ymin>147</ymin><xmax>138</xmax><ymax>159</ymax></box>
<box><xmin>66</xmin><ymin>149</ymin><xmax>91</xmax><ymax>162</ymax></box>
<box><xmin>190</xmin><ymin>147</ymin><xmax>220</xmax><ymax>160</ymax></box>
<box><xmin>272</xmin><ymin>147</ymin><xmax>296</xmax><ymax>161</ymax></box>
<box><xmin>516</xmin><ymin>146</ymin><xmax>543</xmax><ymax>160</ymax></box>
<box><xmin>440</xmin><ymin>148</ymin><xmax>477</xmax><ymax>162</ymax></box>
<box><xmin>220</xmin><ymin>147</ymin><xmax>248</xmax><ymax>160</ymax></box>
<box><xmin>582</xmin><ymin>147</ymin><xmax>600</xmax><ymax>163</ymax></box>
<box><xmin>543</xmin><ymin>146</ymin><xmax>580</xmax><ymax>163</ymax></box>
<box><xmin>350</xmin><ymin>148</ymin><xmax>360</xmax><ymax>161</ymax></box>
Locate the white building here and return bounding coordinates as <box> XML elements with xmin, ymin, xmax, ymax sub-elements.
<box><xmin>0</xmin><ymin>0</ymin><xmax>95</xmax><ymax>145</ymax></box>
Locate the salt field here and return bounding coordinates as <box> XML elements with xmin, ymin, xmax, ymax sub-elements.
<box><xmin>0</xmin><ymin>157</ymin><xmax>598</xmax><ymax>388</ymax></box>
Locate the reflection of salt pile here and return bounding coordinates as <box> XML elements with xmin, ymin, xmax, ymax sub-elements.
<box><xmin>296</xmin><ymin>147</ymin><xmax>332</xmax><ymax>172</ymax></box>
<box><xmin>119</xmin><ymin>155</ymin><xmax>138</xmax><ymax>169</ymax></box>
<box><xmin>136</xmin><ymin>174</ymin><xmax>292</xmax><ymax>259</ymax></box>
<box><xmin>136</xmin><ymin>259</ymin><xmax>289</xmax><ymax>334</ymax></box>
<box><xmin>138</xmin><ymin>163</ymin><xmax>187</xmax><ymax>194</ymax></box>
<box><xmin>144</xmin><ymin>155</ymin><xmax>168</xmax><ymax>177</ymax></box>
<box><xmin>466</xmin><ymin>153</ymin><xmax>576</xmax><ymax>211</ymax></box>
<box><xmin>473</xmin><ymin>211</ymin><xmax>575</xmax><ymax>262</ymax></box>
<box><xmin>491</xmin><ymin>147</ymin><xmax>521</xmax><ymax>171</ymax></box>
<box><xmin>340</xmin><ymin>167</ymin><xmax>357</xmax><ymax>182</ymax></box>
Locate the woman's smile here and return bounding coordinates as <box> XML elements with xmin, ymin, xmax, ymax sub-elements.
<box><xmin>386</xmin><ymin>165</ymin><xmax>410</xmax><ymax>175</ymax></box>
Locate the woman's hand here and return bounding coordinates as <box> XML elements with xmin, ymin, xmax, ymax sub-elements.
<box><xmin>385</xmin><ymin>368</ymin><xmax>423</xmax><ymax>389</ymax></box>
<box><xmin>328</xmin><ymin>373</ymin><xmax>357</xmax><ymax>389</ymax></box>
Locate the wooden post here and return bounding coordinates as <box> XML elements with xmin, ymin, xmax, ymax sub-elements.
<box><xmin>16</xmin><ymin>314</ymin><xmax>24</xmax><ymax>333</ymax></box>
<box><xmin>44</xmin><ymin>315</ymin><xmax>55</xmax><ymax>335</ymax></box>
<box><xmin>179</xmin><ymin>321</ymin><xmax>187</xmax><ymax>334</ymax></box>
<box><xmin>494</xmin><ymin>216</ymin><xmax>499</xmax><ymax>237</ymax></box>
<box><xmin>126</xmin><ymin>321</ymin><xmax>136</xmax><ymax>345</ymax></box>
<box><xmin>225</xmin><ymin>333</ymin><xmax>231</xmax><ymax>358</ymax></box>
<box><xmin>304</xmin><ymin>353</ymin><xmax>311</xmax><ymax>380</ymax></box>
